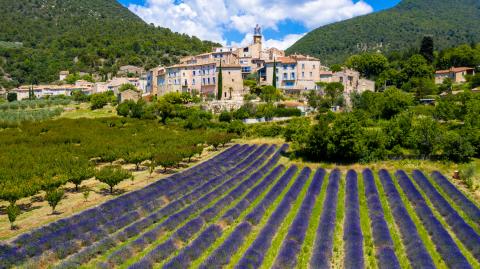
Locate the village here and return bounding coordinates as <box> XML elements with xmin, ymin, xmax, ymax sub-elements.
<box><xmin>3</xmin><ymin>25</ymin><xmax>477</xmax><ymax>115</ymax></box>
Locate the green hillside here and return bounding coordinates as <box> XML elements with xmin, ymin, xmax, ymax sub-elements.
<box><xmin>0</xmin><ymin>0</ymin><xmax>218</xmax><ymax>88</ymax></box>
<box><xmin>287</xmin><ymin>0</ymin><xmax>480</xmax><ymax>64</ymax></box>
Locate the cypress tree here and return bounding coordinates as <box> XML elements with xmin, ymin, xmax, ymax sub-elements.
<box><xmin>420</xmin><ymin>36</ymin><xmax>434</xmax><ymax>63</ymax></box>
<box><xmin>217</xmin><ymin>62</ymin><xmax>223</xmax><ymax>100</ymax></box>
<box><xmin>272</xmin><ymin>58</ymin><xmax>277</xmax><ymax>88</ymax></box>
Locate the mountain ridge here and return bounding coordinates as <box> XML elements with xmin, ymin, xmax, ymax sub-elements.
<box><xmin>0</xmin><ymin>0</ymin><xmax>218</xmax><ymax>88</ymax></box>
<box><xmin>286</xmin><ymin>0</ymin><xmax>480</xmax><ymax>64</ymax></box>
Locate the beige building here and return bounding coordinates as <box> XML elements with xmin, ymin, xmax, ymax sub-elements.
<box><xmin>13</xmin><ymin>84</ymin><xmax>93</xmax><ymax>100</ymax></box>
<box><xmin>318</xmin><ymin>68</ymin><xmax>375</xmax><ymax>95</ymax></box>
<box><xmin>262</xmin><ymin>54</ymin><xmax>324</xmax><ymax>92</ymax></box>
<box><xmin>118</xmin><ymin>89</ymin><xmax>141</xmax><ymax>103</ymax></box>
<box><xmin>435</xmin><ymin>67</ymin><xmax>475</xmax><ymax>84</ymax></box>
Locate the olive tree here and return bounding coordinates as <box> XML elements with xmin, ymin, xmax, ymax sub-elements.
<box><xmin>95</xmin><ymin>165</ymin><xmax>132</xmax><ymax>194</ymax></box>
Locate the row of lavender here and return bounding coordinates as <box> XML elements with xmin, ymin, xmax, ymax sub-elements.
<box><xmin>3</xmin><ymin>147</ymin><xmax>479</xmax><ymax>269</ymax></box>
<box><xmin>1</xmin><ymin>144</ymin><xmax>274</xmax><ymax>268</ymax></box>
<box><xmin>0</xmin><ymin>144</ymin><xmax>249</xmax><ymax>267</ymax></box>
<box><xmin>210</xmin><ymin>167</ymin><xmax>478</xmax><ymax>269</ymax></box>
<box><xmin>126</xmin><ymin>144</ymin><xmax>288</xmax><ymax>268</ymax></box>
<box><xmin>55</xmin><ymin>144</ymin><xmax>283</xmax><ymax>268</ymax></box>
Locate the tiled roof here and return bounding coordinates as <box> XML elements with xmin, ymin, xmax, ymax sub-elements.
<box><xmin>435</xmin><ymin>67</ymin><xmax>474</xmax><ymax>74</ymax></box>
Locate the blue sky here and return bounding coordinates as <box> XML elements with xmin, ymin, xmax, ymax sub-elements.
<box><xmin>120</xmin><ymin>0</ymin><xmax>401</xmax><ymax>49</ymax></box>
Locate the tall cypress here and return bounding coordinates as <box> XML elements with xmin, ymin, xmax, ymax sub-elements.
<box><xmin>217</xmin><ymin>62</ymin><xmax>223</xmax><ymax>100</ymax></box>
<box><xmin>272</xmin><ymin>58</ymin><xmax>277</xmax><ymax>88</ymax></box>
<box><xmin>420</xmin><ymin>36</ymin><xmax>434</xmax><ymax>63</ymax></box>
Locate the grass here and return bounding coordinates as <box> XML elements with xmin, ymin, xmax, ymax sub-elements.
<box><xmin>372</xmin><ymin>172</ymin><xmax>411</xmax><ymax>269</ymax></box>
<box><xmin>225</xmin><ymin>169</ymin><xmax>300</xmax><ymax>269</ymax></box>
<box><xmin>190</xmin><ymin>166</ymin><xmax>287</xmax><ymax>268</ymax></box>
<box><xmin>259</xmin><ymin>170</ymin><xmax>314</xmax><ymax>269</ymax></box>
<box><xmin>331</xmin><ymin>171</ymin><xmax>346</xmax><ymax>269</ymax></box>
<box><xmin>358</xmin><ymin>172</ymin><xmax>377</xmax><ymax>269</ymax></box>
<box><xmin>59</xmin><ymin>103</ymin><xmax>117</xmax><ymax>119</ymax></box>
<box><xmin>296</xmin><ymin>170</ymin><xmax>329</xmax><ymax>269</ymax></box>
<box><xmin>390</xmin><ymin>173</ymin><xmax>449</xmax><ymax>269</ymax></box>
<box><xmin>408</xmin><ymin>175</ymin><xmax>480</xmax><ymax>268</ymax></box>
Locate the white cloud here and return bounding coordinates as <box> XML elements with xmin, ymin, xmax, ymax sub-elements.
<box><xmin>264</xmin><ymin>33</ymin><xmax>306</xmax><ymax>50</ymax></box>
<box><xmin>128</xmin><ymin>0</ymin><xmax>373</xmax><ymax>47</ymax></box>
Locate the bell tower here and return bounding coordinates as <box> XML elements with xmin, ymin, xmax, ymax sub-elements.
<box><xmin>253</xmin><ymin>24</ymin><xmax>262</xmax><ymax>45</ymax></box>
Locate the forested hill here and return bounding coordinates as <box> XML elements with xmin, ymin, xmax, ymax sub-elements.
<box><xmin>287</xmin><ymin>0</ymin><xmax>480</xmax><ymax>65</ymax></box>
<box><xmin>0</xmin><ymin>0</ymin><xmax>218</xmax><ymax>88</ymax></box>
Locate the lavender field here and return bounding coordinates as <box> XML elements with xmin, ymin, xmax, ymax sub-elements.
<box><xmin>1</xmin><ymin>144</ymin><xmax>479</xmax><ymax>269</ymax></box>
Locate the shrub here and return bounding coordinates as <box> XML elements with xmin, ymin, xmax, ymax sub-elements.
<box><xmin>219</xmin><ymin>111</ymin><xmax>233</xmax><ymax>122</ymax></box>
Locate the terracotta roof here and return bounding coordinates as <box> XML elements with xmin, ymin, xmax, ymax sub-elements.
<box><xmin>320</xmin><ymin>71</ymin><xmax>333</xmax><ymax>75</ymax></box>
<box><xmin>276</xmin><ymin>57</ymin><xmax>297</xmax><ymax>64</ymax></box>
<box><xmin>435</xmin><ymin>67</ymin><xmax>474</xmax><ymax>74</ymax></box>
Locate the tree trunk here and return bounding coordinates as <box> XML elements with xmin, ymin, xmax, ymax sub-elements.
<box><xmin>110</xmin><ymin>186</ymin><xmax>113</xmax><ymax>194</ymax></box>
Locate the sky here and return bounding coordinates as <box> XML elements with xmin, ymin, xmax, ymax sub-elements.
<box><xmin>119</xmin><ymin>0</ymin><xmax>401</xmax><ymax>50</ymax></box>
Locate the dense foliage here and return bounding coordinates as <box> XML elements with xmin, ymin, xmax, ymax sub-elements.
<box><xmin>287</xmin><ymin>0</ymin><xmax>480</xmax><ymax>64</ymax></box>
<box><xmin>0</xmin><ymin>118</ymin><xmax>232</xmax><ymax>206</ymax></box>
<box><xmin>0</xmin><ymin>0</ymin><xmax>218</xmax><ymax>88</ymax></box>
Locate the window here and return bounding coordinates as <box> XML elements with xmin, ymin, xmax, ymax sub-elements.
<box><xmin>184</xmin><ymin>79</ymin><xmax>188</xmax><ymax>86</ymax></box>
<box><xmin>310</xmin><ymin>72</ymin><xmax>313</xmax><ymax>77</ymax></box>
<box><xmin>193</xmin><ymin>71</ymin><xmax>196</xmax><ymax>76</ymax></box>
<box><xmin>213</xmin><ymin>77</ymin><xmax>216</xmax><ymax>84</ymax></box>
<box><xmin>313</xmin><ymin>65</ymin><xmax>316</xmax><ymax>69</ymax></box>
<box><xmin>283</xmin><ymin>73</ymin><xmax>288</xmax><ymax>79</ymax></box>
<box><xmin>192</xmin><ymin>79</ymin><xmax>195</xmax><ymax>85</ymax></box>
<box><xmin>301</xmin><ymin>72</ymin><xmax>304</xmax><ymax>78</ymax></box>
<box><xmin>302</xmin><ymin>64</ymin><xmax>305</xmax><ymax>69</ymax></box>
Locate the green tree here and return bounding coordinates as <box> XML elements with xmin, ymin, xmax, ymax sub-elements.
<box><xmin>6</xmin><ymin>204</ymin><xmax>20</xmax><ymax>230</ymax></box>
<box><xmin>272</xmin><ymin>58</ymin><xmax>277</xmax><ymax>88</ymax></box>
<box><xmin>118</xmin><ymin>83</ymin><xmax>138</xmax><ymax>92</ymax></box>
<box><xmin>345</xmin><ymin>53</ymin><xmax>388</xmax><ymax>78</ymax></box>
<box><xmin>219</xmin><ymin>111</ymin><xmax>232</xmax><ymax>122</ymax></box>
<box><xmin>95</xmin><ymin>165</ymin><xmax>132</xmax><ymax>194</ymax></box>
<box><xmin>68</xmin><ymin>162</ymin><xmax>94</xmax><ymax>192</ymax></box>
<box><xmin>410</xmin><ymin>117</ymin><xmax>439</xmax><ymax>159</ymax></box>
<box><xmin>154</xmin><ymin>152</ymin><xmax>182</xmax><ymax>172</ymax></box>
<box><xmin>45</xmin><ymin>187</ymin><xmax>64</xmax><ymax>214</ymax></box>
<box><xmin>259</xmin><ymin>85</ymin><xmax>282</xmax><ymax>103</ymax></box>
<box><xmin>440</xmin><ymin>131</ymin><xmax>475</xmax><ymax>163</ymax></box>
<box><xmin>124</xmin><ymin>151</ymin><xmax>151</xmax><ymax>171</ymax></box>
<box><xmin>7</xmin><ymin>92</ymin><xmax>17</xmax><ymax>102</ymax></box>
<box><xmin>325</xmin><ymin>82</ymin><xmax>344</xmax><ymax>106</ymax></box>
<box><xmin>470</xmin><ymin>73</ymin><xmax>480</xmax><ymax>89</ymax></box>
<box><xmin>217</xmin><ymin>62</ymin><xmax>223</xmax><ymax>100</ymax></box>
<box><xmin>420</xmin><ymin>36</ymin><xmax>434</xmax><ymax>63</ymax></box>
<box><xmin>157</xmin><ymin>99</ymin><xmax>175</xmax><ymax>124</ymax></box>
<box><xmin>400</xmin><ymin>54</ymin><xmax>434</xmax><ymax>80</ymax></box>
<box><xmin>90</xmin><ymin>93</ymin><xmax>108</xmax><ymax>110</ymax></box>
<box><xmin>327</xmin><ymin>113</ymin><xmax>364</xmax><ymax>162</ymax></box>
<box><xmin>382</xmin><ymin>87</ymin><xmax>414</xmax><ymax>119</ymax></box>
<box><xmin>330</xmin><ymin>64</ymin><xmax>343</xmax><ymax>72</ymax></box>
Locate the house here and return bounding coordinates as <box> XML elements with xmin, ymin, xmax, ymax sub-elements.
<box><xmin>435</xmin><ymin>67</ymin><xmax>475</xmax><ymax>84</ymax></box>
<box><xmin>13</xmin><ymin>84</ymin><xmax>93</xmax><ymax>100</ymax></box>
<box><xmin>262</xmin><ymin>54</ymin><xmax>324</xmax><ymax>93</ymax></box>
<box><xmin>150</xmin><ymin>25</ymin><xmax>319</xmax><ymax>99</ymax></box>
<box><xmin>118</xmin><ymin>65</ymin><xmax>145</xmax><ymax>77</ymax></box>
<box><xmin>59</xmin><ymin>71</ymin><xmax>69</xmax><ymax>81</ymax></box>
<box><xmin>118</xmin><ymin>89</ymin><xmax>141</xmax><ymax>103</ymax></box>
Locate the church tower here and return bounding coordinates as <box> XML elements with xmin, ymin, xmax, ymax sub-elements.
<box><xmin>253</xmin><ymin>24</ymin><xmax>262</xmax><ymax>45</ymax></box>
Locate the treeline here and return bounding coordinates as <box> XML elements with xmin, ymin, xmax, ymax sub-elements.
<box><xmin>263</xmin><ymin>88</ymin><xmax>480</xmax><ymax>163</ymax></box>
<box><xmin>0</xmin><ymin>0</ymin><xmax>217</xmax><ymax>88</ymax></box>
<box><xmin>0</xmin><ymin>118</ymin><xmax>234</xmax><ymax>212</ymax></box>
<box><xmin>344</xmin><ymin>40</ymin><xmax>480</xmax><ymax>96</ymax></box>
<box><xmin>286</xmin><ymin>0</ymin><xmax>480</xmax><ymax>64</ymax></box>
